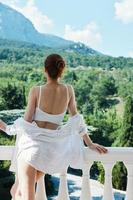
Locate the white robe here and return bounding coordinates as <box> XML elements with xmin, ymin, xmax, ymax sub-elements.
<box><xmin>6</xmin><ymin>113</ymin><xmax>89</xmax><ymax>174</ymax></box>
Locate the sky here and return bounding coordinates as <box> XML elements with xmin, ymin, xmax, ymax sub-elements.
<box><xmin>0</xmin><ymin>0</ymin><xmax>133</xmax><ymax>57</ymax></box>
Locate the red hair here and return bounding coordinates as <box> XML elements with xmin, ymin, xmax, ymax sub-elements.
<box><xmin>44</xmin><ymin>54</ymin><xmax>65</xmax><ymax>79</ymax></box>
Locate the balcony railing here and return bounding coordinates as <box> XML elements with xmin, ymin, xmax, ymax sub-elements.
<box><xmin>0</xmin><ymin>146</ymin><xmax>133</xmax><ymax>200</ymax></box>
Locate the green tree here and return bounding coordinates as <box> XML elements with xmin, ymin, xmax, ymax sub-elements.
<box><xmin>118</xmin><ymin>95</ymin><xmax>133</xmax><ymax>146</ymax></box>
<box><xmin>1</xmin><ymin>82</ymin><xmax>26</xmax><ymax>110</ymax></box>
<box><xmin>111</xmin><ymin>96</ymin><xmax>133</xmax><ymax>191</ymax></box>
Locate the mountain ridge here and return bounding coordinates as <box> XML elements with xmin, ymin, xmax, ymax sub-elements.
<box><xmin>0</xmin><ymin>2</ymin><xmax>100</xmax><ymax>55</ymax></box>
<box><xmin>0</xmin><ymin>2</ymin><xmax>74</xmax><ymax>47</ymax></box>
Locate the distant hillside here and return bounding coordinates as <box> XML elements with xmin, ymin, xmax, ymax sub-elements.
<box><xmin>0</xmin><ymin>3</ymin><xmax>100</xmax><ymax>56</ymax></box>
<box><xmin>0</xmin><ymin>39</ymin><xmax>133</xmax><ymax>69</ymax></box>
<box><xmin>0</xmin><ymin>38</ymin><xmax>51</xmax><ymax>50</ymax></box>
<box><xmin>0</xmin><ymin>2</ymin><xmax>73</xmax><ymax>48</ymax></box>
<box><xmin>60</xmin><ymin>42</ymin><xmax>101</xmax><ymax>55</ymax></box>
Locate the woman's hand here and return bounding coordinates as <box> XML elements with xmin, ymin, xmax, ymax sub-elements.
<box><xmin>88</xmin><ymin>142</ymin><xmax>108</xmax><ymax>154</ymax></box>
<box><xmin>0</xmin><ymin>119</ymin><xmax>7</xmax><ymax>132</ymax></box>
<box><xmin>82</xmin><ymin>134</ymin><xmax>108</xmax><ymax>154</ymax></box>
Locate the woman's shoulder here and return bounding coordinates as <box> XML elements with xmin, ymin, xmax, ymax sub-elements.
<box><xmin>61</xmin><ymin>83</ymin><xmax>74</xmax><ymax>93</ymax></box>
<box><xmin>63</xmin><ymin>84</ymin><xmax>75</xmax><ymax>100</ymax></box>
<box><xmin>62</xmin><ymin>83</ymin><xmax>73</xmax><ymax>90</ymax></box>
<box><xmin>32</xmin><ymin>83</ymin><xmax>74</xmax><ymax>94</ymax></box>
<box><xmin>29</xmin><ymin>85</ymin><xmax>41</xmax><ymax>97</ymax></box>
<box><xmin>66</xmin><ymin>84</ymin><xmax>74</xmax><ymax>93</ymax></box>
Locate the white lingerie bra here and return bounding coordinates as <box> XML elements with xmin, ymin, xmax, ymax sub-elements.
<box><xmin>33</xmin><ymin>85</ymin><xmax>68</xmax><ymax>125</ymax></box>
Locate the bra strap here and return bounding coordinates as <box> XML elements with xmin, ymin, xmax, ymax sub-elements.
<box><xmin>38</xmin><ymin>86</ymin><xmax>42</xmax><ymax>108</ymax></box>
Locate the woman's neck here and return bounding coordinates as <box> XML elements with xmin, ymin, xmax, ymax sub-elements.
<box><xmin>46</xmin><ymin>77</ymin><xmax>60</xmax><ymax>85</ymax></box>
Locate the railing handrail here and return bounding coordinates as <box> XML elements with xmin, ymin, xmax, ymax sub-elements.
<box><xmin>84</xmin><ymin>147</ymin><xmax>133</xmax><ymax>163</ymax></box>
<box><xmin>1</xmin><ymin>145</ymin><xmax>133</xmax><ymax>162</ymax></box>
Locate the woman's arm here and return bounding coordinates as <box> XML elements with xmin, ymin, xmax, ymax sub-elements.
<box><xmin>23</xmin><ymin>86</ymin><xmax>37</xmax><ymax>122</ymax></box>
<box><xmin>0</xmin><ymin>119</ymin><xmax>7</xmax><ymax>132</ymax></box>
<box><xmin>68</xmin><ymin>85</ymin><xmax>108</xmax><ymax>154</ymax></box>
<box><xmin>83</xmin><ymin>134</ymin><xmax>108</xmax><ymax>154</ymax></box>
<box><xmin>0</xmin><ymin>86</ymin><xmax>37</xmax><ymax>133</ymax></box>
<box><xmin>67</xmin><ymin>85</ymin><xmax>78</xmax><ymax>116</ymax></box>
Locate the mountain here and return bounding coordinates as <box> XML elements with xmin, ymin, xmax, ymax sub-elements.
<box><xmin>0</xmin><ymin>2</ymin><xmax>100</xmax><ymax>55</ymax></box>
<box><xmin>62</xmin><ymin>42</ymin><xmax>100</xmax><ymax>55</ymax></box>
<box><xmin>0</xmin><ymin>2</ymin><xmax>73</xmax><ymax>48</ymax></box>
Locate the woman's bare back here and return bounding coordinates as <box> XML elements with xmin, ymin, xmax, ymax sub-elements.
<box><xmin>24</xmin><ymin>82</ymin><xmax>78</xmax><ymax>130</ymax></box>
<box><xmin>34</xmin><ymin>83</ymin><xmax>70</xmax><ymax>129</ymax></box>
<box><xmin>38</xmin><ymin>83</ymin><xmax>69</xmax><ymax>114</ymax></box>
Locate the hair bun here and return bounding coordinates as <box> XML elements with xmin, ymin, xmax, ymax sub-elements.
<box><xmin>56</xmin><ymin>59</ymin><xmax>65</xmax><ymax>69</ymax></box>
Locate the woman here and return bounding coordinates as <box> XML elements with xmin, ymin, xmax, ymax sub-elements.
<box><xmin>0</xmin><ymin>54</ymin><xmax>108</xmax><ymax>200</ymax></box>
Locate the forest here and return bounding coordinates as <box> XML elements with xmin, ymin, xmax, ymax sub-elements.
<box><xmin>0</xmin><ymin>39</ymin><xmax>133</xmax><ymax>198</ymax></box>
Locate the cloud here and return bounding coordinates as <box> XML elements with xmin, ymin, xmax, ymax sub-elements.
<box><xmin>115</xmin><ymin>0</ymin><xmax>133</xmax><ymax>23</ymax></box>
<box><xmin>128</xmin><ymin>51</ymin><xmax>133</xmax><ymax>57</ymax></box>
<box><xmin>0</xmin><ymin>0</ymin><xmax>54</xmax><ymax>33</ymax></box>
<box><xmin>0</xmin><ymin>0</ymin><xmax>21</xmax><ymax>8</ymax></box>
<box><xmin>64</xmin><ymin>22</ymin><xmax>102</xmax><ymax>48</ymax></box>
<box><xmin>1</xmin><ymin>0</ymin><xmax>19</xmax><ymax>4</ymax></box>
<box><xmin>19</xmin><ymin>1</ymin><xmax>54</xmax><ymax>33</ymax></box>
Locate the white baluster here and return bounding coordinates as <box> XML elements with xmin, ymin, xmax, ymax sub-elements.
<box><xmin>57</xmin><ymin>169</ymin><xmax>70</xmax><ymax>200</ymax></box>
<box><xmin>102</xmin><ymin>162</ymin><xmax>115</xmax><ymax>200</ymax></box>
<box><xmin>124</xmin><ymin>163</ymin><xmax>133</xmax><ymax>200</ymax></box>
<box><xmin>80</xmin><ymin>162</ymin><xmax>93</xmax><ymax>200</ymax></box>
<box><xmin>35</xmin><ymin>176</ymin><xmax>47</xmax><ymax>200</ymax></box>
